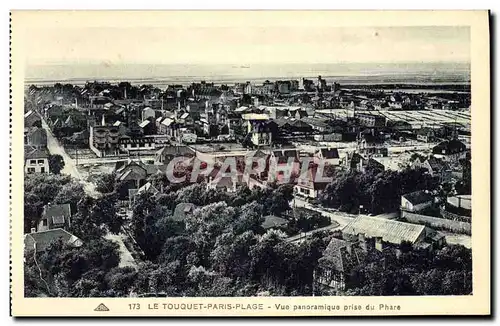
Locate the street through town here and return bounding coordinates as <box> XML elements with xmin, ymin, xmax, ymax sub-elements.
<box><xmin>40</xmin><ymin>114</ymin><xmax>137</xmax><ymax>268</ymax></box>
<box><xmin>40</xmin><ymin>116</ymin><xmax>99</xmax><ymax>197</ymax></box>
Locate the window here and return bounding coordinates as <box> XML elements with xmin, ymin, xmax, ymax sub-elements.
<box><xmin>37</xmin><ymin>159</ymin><xmax>44</xmax><ymax>164</ymax></box>
<box><xmin>42</xmin><ymin>219</ymin><xmax>48</xmax><ymax>226</ymax></box>
<box><xmin>27</xmin><ymin>168</ymin><xmax>35</xmax><ymax>173</ymax></box>
<box><xmin>30</xmin><ymin>160</ymin><xmax>36</xmax><ymax>165</ymax></box>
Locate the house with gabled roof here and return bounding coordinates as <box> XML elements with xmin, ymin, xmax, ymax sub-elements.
<box><xmin>268</xmin><ymin>148</ymin><xmax>300</xmax><ymax>183</ymax></box>
<box><xmin>38</xmin><ymin>203</ymin><xmax>72</xmax><ymax>232</ymax></box>
<box><xmin>24</xmin><ymin>127</ymin><xmax>47</xmax><ymax>149</ymax></box>
<box><xmin>294</xmin><ymin>165</ymin><xmax>330</xmax><ymax>199</ymax></box>
<box><xmin>315</xmin><ymin>235</ymin><xmax>384</xmax><ymax>291</ymax></box>
<box><xmin>24</xmin><ymin>110</ymin><xmax>41</xmax><ymax>127</ymax></box>
<box><xmin>154</xmin><ymin>145</ymin><xmax>196</xmax><ymax>165</ymax></box>
<box><xmin>432</xmin><ymin>139</ymin><xmax>467</xmax><ymax>162</ymax></box>
<box><xmin>24</xmin><ymin>146</ymin><xmax>50</xmax><ymax>174</ymax></box>
<box><xmin>401</xmin><ymin>190</ymin><xmax>434</xmax><ymax>213</ymax></box>
<box><xmin>24</xmin><ymin>228</ymin><xmax>83</xmax><ymax>253</ymax></box>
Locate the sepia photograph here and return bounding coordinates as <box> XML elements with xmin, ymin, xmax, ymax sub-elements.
<box><xmin>10</xmin><ymin>10</ymin><xmax>490</xmax><ymax>316</ymax></box>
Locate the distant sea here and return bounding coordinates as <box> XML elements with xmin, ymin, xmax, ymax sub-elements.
<box><xmin>25</xmin><ymin>62</ymin><xmax>470</xmax><ymax>87</ymax></box>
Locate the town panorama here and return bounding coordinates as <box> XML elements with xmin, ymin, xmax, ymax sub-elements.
<box><xmin>24</xmin><ymin>75</ymin><xmax>472</xmax><ymax>297</ymax></box>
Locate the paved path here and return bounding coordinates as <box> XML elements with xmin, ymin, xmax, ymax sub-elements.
<box><xmin>76</xmin><ymin>156</ymin><xmax>156</xmax><ymax>166</ymax></box>
<box><xmin>292</xmin><ymin>197</ymin><xmax>357</xmax><ymax>228</ymax></box>
<box><xmin>104</xmin><ymin>232</ymin><xmax>137</xmax><ymax>269</ymax></box>
<box><xmin>41</xmin><ymin>116</ymin><xmax>99</xmax><ymax>197</ymax></box>
<box><xmin>441</xmin><ymin>231</ymin><xmax>472</xmax><ymax>249</ymax></box>
<box><xmin>41</xmin><ymin>114</ymin><xmax>137</xmax><ymax>267</ymax></box>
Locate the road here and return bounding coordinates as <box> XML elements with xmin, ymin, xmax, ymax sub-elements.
<box><xmin>41</xmin><ymin>116</ymin><xmax>99</xmax><ymax>197</ymax></box>
<box><xmin>292</xmin><ymin>197</ymin><xmax>357</xmax><ymax>227</ymax></box>
<box><xmin>40</xmin><ymin>115</ymin><xmax>137</xmax><ymax>268</ymax></box>
<box><xmin>286</xmin><ymin>221</ymin><xmax>343</xmax><ymax>243</ymax></box>
<box><xmin>285</xmin><ymin>197</ymin><xmax>356</xmax><ymax>243</ymax></box>
<box><xmin>75</xmin><ymin>156</ymin><xmax>156</xmax><ymax>166</ymax></box>
<box><xmin>104</xmin><ymin>233</ymin><xmax>137</xmax><ymax>269</ymax></box>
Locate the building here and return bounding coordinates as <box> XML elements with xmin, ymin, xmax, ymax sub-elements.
<box><xmin>139</xmin><ymin>120</ymin><xmax>155</xmax><ymax>135</ymax></box>
<box><xmin>37</xmin><ymin>203</ymin><xmax>72</xmax><ymax>232</ymax></box>
<box><xmin>269</xmin><ymin>149</ymin><xmax>300</xmax><ymax>183</ymax></box>
<box><xmin>300</xmin><ymin>78</ymin><xmax>315</xmax><ymax>92</ymax></box>
<box><xmin>442</xmin><ymin>195</ymin><xmax>472</xmax><ymax>221</ymax></box>
<box><xmin>115</xmin><ymin>160</ymin><xmax>161</xmax><ymax>191</ymax></box>
<box><xmin>344</xmin><ymin>152</ymin><xmax>367</xmax><ymax>172</ymax></box>
<box><xmin>432</xmin><ymin>139</ymin><xmax>467</xmax><ymax>161</ymax></box>
<box><xmin>355</xmin><ymin>113</ymin><xmax>386</xmax><ymax>128</ymax></box>
<box><xmin>24</xmin><ymin>127</ymin><xmax>47</xmax><ymax>149</ymax></box>
<box><xmin>172</xmin><ymin>202</ymin><xmax>198</xmax><ymax>222</ymax></box>
<box><xmin>24</xmin><ymin>146</ymin><xmax>50</xmax><ymax>174</ymax></box>
<box><xmin>316</xmin><ymin>236</ymin><xmax>382</xmax><ymax>291</ymax></box>
<box><xmin>248</xmin><ymin>120</ymin><xmax>277</xmax><ymax>147</ymax></box>
<box><xmin>89</xmin><ymin>125</ymin><xmax>120</xmax><ymax>157</ymax></box>
<box><xmin>416</xmin><ymin>127</ymin><xmax>436</xmax><ymax>143</ymax></box>
<box><xmin>118</xmin><ymin>135</ymin><xmax>156</xmax><ymax>155</ymax></box>
<box><xmin>342</xmin><ymin>215</ymin><xmax>443</xmax><ymax>249</ymax></box>
<box><xmin>24</xmin><ymin>229</ymin><xmax>83</xmax><ymax>253</ymax></box>
<box><xmin>154</xmin><ymin>145</ymin><xmax>196</xmax><ymax>165</ymax></box>
<box><xmin>142</xmin><ymin>107</ymin><xmax>156</xmax><ymax>121</ymax></box>
<box><xmin>314</xmin><ymin>148</ymin><xmax>340</xmax><ymax>166</ymax></box>
<box><xmin>413</xmin><ymin>155</ymin><xmax>452</xmax><ymax>183</ymax></box>
<box><xmin>24</xmin><ymin>110</ymin><xmax>41</xmax><ymax>127</ymax></box>
<box><xmin>294</xmin><ymin>166</ymin><xmax>329</xmax><ymax>199</ymax></box>
<box><xmin>400</xmin><ymin>190</ymin><xmax>434</xmax><ymax>213</ymax></box>
<box><xmin>129</xmin><ymin>181</ymin><xmax>160</xmax><ymax>208</ymax></box>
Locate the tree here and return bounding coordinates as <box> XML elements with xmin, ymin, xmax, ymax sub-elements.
<box><xmin>53</xmin><ymin>182</ymin><xmax>85</xmax><ymax>213</ymax></box>
<box><xmin>48</xmin><ymin>154</ymin><xmax>65</xmax><ymax>174</ymax></box>
<box><xmin>94</xmin><ymin>172</ymin><xmax>116</xmax><ymax>194</ymax></box>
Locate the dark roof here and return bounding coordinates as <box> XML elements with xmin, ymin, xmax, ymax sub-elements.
<box><xmin>261</xmin><ymin>215</ymin><xmax>288</xmax><ymax>229</ymax></box>
<box><xmin>156</xmin><ymin>145</ymin><xmax>196</xmax><ymax>159</ymax></box>
<box><xmin>402</xmin><ymin>190</ymin><xmax>434</xmax><ymax>205</ymax></box>
<box><xmin>272</xmin><ymin>149</ymin><xmax>298</xmax><ymax>164</ymax></box>
<box><xmin>319</xmin><ymin>148</ymin><xmax>339</xmax><ymax>159</ymax></box>
<box><xmin>426</xmin><ymin>156</ymin><xmax>449</xmax><ymax>172</ymax></box>
<box><xmin>318</xmin><ymin>238</ymin><xmax>356</xmax><ymax>273</ymax></box>
<box><xmin>24</xmin><ymin>229</ymin><xmax>82</xmax><ymax>253</ymax></box>
<box><xmin>432</xmin><ymin>139</ymin><xmax>467</xmax><ymax>155</ymax></box>
<box><xmin>365</xmin><ymin>158</ymin><xmax>385</xmax><ymax>171</ymax></box>
<box><xmin>25</xmin><ymin>146</ymin><xmax>49</xmax><ymax>159</ymax></box>
<box><xmin>44</xmin><ymin>203</ymin><xmax>71</xmax><ymax>224</ymax></box>
<box><xmin>25</xmin><ymin>127</ymin><xmax>48</xmax><ymax>146</ymax></box>
<box><xmin>172</xmin><ymin>203</ymin><xmax>198</xmax><ymax>222</ymax></box>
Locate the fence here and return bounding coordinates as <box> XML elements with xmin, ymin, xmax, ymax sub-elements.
<box><xmin>401</xmin><ymin>210</ymin><xmax>471</xmax><ymax>235</ymax></box>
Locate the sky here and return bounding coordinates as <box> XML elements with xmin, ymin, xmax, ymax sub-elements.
<box><xmin>16</xmin><ymin>12</ymin><xmax>471</xmax><ymax>66</ymax></box>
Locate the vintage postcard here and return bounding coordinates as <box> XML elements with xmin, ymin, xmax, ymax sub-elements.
<box><xmin>10</xmin><ymin>10</ymin><xmax>490</xmax><ymax>316</ymax></box>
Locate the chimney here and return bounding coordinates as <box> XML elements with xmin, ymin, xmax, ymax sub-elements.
<box><xmin>375</xmin><ymin>237</ymin><xmax>384</xmax><ymax>252</ymax></box>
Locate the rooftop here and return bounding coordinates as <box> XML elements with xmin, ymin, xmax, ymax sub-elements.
<box><xmin>342</xmin><ymin>215</ymin><xmax>427</xmax><ymax>245</ymax></box>
<box><xmin>402</xmin><ymin>190</ymin><xmax>434</xmax><ymax>205</ymax></box>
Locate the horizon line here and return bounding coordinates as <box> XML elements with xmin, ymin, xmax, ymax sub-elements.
<box><xmin>27</xmin><ymin>60</ymin><xmax>472</xmax><ymax>67</ymax></box>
